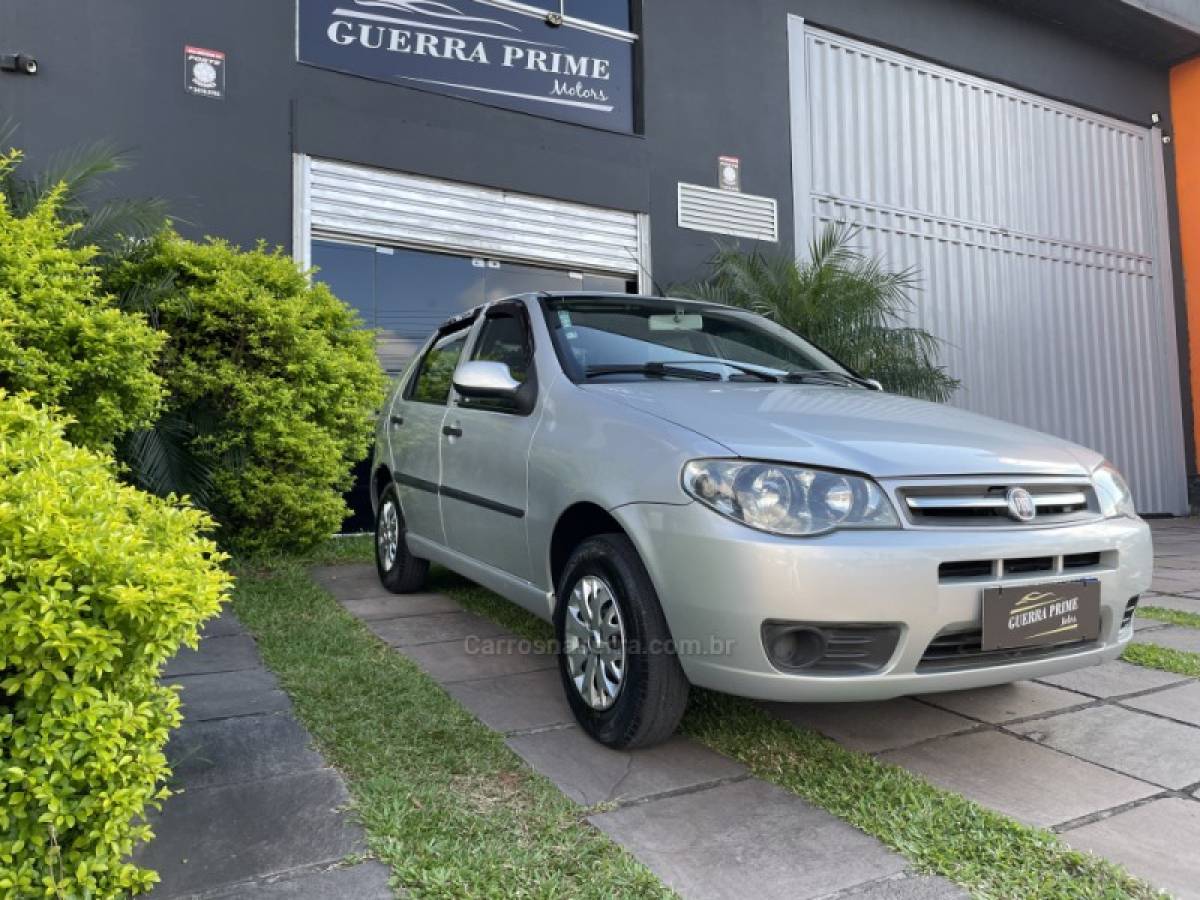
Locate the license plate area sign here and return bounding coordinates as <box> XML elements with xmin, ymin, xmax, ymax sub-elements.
<box><xmin>981</xmin><ymin>580</ymin><xmax>1101</xmax><ymax>652</ymax></box>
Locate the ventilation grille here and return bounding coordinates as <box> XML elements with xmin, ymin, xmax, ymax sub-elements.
<box><xmin>677</xmin><ymin>183</ymin><xmax>779</xmax><ymax>242</ymax></box>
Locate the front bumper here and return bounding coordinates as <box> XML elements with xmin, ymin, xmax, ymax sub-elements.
<box><xmin>613</xmin><ymin>501</ymin><xmax>1153</xmax><ymax>702</ymax></box>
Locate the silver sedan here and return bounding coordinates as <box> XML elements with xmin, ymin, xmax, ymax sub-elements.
<box><xmin>371</xmin><ymin>294</ymin><xmax>1152</xmax><ymax>748</ymax></box>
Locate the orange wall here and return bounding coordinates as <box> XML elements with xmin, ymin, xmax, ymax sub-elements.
<box><xmin>1173</xmin><ymin>57</ymin><xmax>1200</xmax><ymax>473</ymax></box>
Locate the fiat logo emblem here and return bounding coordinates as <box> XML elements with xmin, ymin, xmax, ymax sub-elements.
<box><xmin>1006</xmin><ymin>487</ymin><xmax>1037</xmax><ymax>522</ymax></box>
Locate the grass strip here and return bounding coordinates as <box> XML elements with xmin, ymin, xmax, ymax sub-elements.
<box><xmin>230</xmin><ymin>538</ymin><xmax>670</xmax><ymax>899</ymax></box>
<box><xmin>1122</xmin><ymin>642</ymin><xmax>1200</xmax><ymax>678</ymax></box>
<box><xmin>1138</xmin><ymin>605</ymin><xmax>1200</xmax><ymax>630</ymax></box>
<box><xmin>430</xmin><ymin>563</ymin><xmax>1162</xmax><ymax>899</ymax></box>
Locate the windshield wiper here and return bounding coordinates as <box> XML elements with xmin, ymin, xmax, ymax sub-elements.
<box><xmin>584</xmin><ymin>363</ymin><xmax>722</xmax><ymax>382</ymax></box>
<box><xmin>640</xmin><ymin>358</ymin><xmax>781</xmax><ymax>382</ymax></box>
<box><xmin>781</xmin><ymin>369</ymin><xmax>874</xmax><ymax>388</ymax></box>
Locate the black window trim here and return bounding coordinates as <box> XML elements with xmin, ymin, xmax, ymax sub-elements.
<box><xmin>403</xmin><ymin>313</ymin><xmax>479</xmax><ymax>406</ymax></box>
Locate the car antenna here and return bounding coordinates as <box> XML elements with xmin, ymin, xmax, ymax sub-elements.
<box><xmin>626</xmin><ymin>247</ymin><xmax>666</xmax><ymax>297</ymax></box>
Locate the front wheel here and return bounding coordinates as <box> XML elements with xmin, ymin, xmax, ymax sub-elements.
<box><xmin>554</xmin><ymin>534</ymin><xmax>689</xmax><ymax>748</ymax></box>
<box><xmin>375</xmin><ymin>483</ymin><xmax>429</xmax><ymax>594</ymax></box>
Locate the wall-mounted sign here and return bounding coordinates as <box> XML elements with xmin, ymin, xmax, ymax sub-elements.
<box><xmin>297</xmin><ymin>0</ymin><xmax>636</xmax><ymax>133</ymax></box>
<box><xmin>718</xmin><ymin>155</ymin><xmax>741</xmax><ymax>192</ymax></box>
<box><xmin>185</xmin><ymin>45</ymin><xmax>225</xmax><ymax>99</ymax></box>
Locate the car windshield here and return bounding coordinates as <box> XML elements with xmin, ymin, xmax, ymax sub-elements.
<box><xmin>542</xmin><ymin>296</ymin><xmax>855</xmax><ymax>384</ymax></box>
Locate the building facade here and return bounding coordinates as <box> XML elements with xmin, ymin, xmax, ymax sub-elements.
<box><xmin>3</xmin><ymin>0</ymin><xmax>1198</xmax><ymax>517</ymax></box>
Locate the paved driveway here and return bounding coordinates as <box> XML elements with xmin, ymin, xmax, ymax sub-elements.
<box><xmin>316</xmin><ymin>517</ymin><xmax>1200</xmax><ymax>899</ymax></box>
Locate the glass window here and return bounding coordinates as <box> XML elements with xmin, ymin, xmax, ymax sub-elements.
<box><xmin>542</xmin><ymin>296</ymin><xmax>847</xmax><ymax>382</ymax></box>
<box><xmin>377</xmin><ymin>249</ymin><xmax>485</xmax><ymax>372</ymax></box>
<box><xmin>311</xmin><ymin>240</ymin><xmax>375</xmax><ymax>325</ymax></box>
<box><xmin>410</xmin><ymin>328</ymin><xmax>470</xmax><ymax>405</ymax></box>
<box><xmin>471</xmin><ymin>311</ymin><xmax>533</xmax><ymax>383</ymax></box>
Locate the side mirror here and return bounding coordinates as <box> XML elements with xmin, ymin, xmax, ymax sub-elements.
<box><xmin>865</xmin><ymin>378</ymin><xmax>884</xmax><ymax>392</ymax></box>
<box><xmin>453</xmin><ymin>360</ymin><xmax>521</xmax><ymax>399</ymax></box>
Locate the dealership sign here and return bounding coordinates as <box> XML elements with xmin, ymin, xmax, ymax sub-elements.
<box><xmin>297</xmin><ymin>0</ymin><xmax>636</xmax><ymax>132</ymax></box>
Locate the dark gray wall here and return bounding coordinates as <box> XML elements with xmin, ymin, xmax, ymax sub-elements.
<box><xmin>0</xmin><ymin>0</ymin><xmax>1192</xmax><ymax>467</ymax></box>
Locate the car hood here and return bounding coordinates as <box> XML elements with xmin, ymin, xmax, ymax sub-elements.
<box><xmin>584</xmin><ymin>383</ymin><xmax>1100</xmax><ymax>478</ymax></box>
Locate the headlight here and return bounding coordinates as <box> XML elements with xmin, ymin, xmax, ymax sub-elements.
<box><xmin>1093</xmin><ymin>462</ymin><xmax>1136</xmax><ymax>518</ymax></box>
<box><xmin>682</xmin><ymin>460</ymin><xmax>899</xmax><ymax>536</ymax></box>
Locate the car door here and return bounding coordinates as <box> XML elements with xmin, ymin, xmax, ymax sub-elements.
<box><xmin>388</xmin><ymin>322</ymin><xmax>472</xmax><ymax>546</ymax></box>
<box><xmin>440</xmin><ymin>302</ymin><xmax>540</xmax><ymax>582</ymax></box>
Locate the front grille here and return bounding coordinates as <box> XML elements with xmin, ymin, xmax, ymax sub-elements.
<box><xmin>938</xmin><ymin>550</ymin><xmax>1116</xmax><ymax>583</ymax></box>
<box><xmin>917</xmin><ymin>628</ymin><xmax>1096</xmax><ymax>672</ymax></box>
<box><xmin>899</xmin><ymin>480</ymin><xmax>1098</xmax><ymax>528</ymax></box>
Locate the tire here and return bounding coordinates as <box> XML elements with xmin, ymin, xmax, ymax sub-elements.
<box><xmin>554</xmin><ymin>533</ymin><xmax>690</xmax><ymax>749</ymax></box>
<box><xmin>375</xmin><ymin>483</ymin><xmax>430</xmax><ymax>594</ymax></box>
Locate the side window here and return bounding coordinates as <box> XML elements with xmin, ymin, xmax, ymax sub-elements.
<box><xmin>463</xmin><ymin>310</ymin><xmax>534</xmax><ymax>413</ymax></box>
<box><xmin>409</xmin><ymin>328</ymin><xmax>470</xmax><ymax>405</ymax></box>
<box><xmin>471</xmin><ymin>311</ymin><xmax>532</xmax><ymax>382</ymax></box>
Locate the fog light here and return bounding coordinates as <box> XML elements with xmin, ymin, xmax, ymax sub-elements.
<box><xmin>765</xmin><ymin>625</ymin><xmax>827</xmax><ymax>670</ymax></box>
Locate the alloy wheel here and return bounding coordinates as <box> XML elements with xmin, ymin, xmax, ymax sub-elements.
<box><xmin>378</xmin><ymin>499</ymin><xmax>400</xmax><ymax>571</ymax></box>
<box><xmin>564</xmin><ymin>574</ymin><xmax>627</xmax><ymax>710</ymax></box>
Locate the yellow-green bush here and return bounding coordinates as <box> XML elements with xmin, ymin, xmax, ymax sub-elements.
<box><xmin>0</xmin><ymin>392</ymin><xmax>232</xmax><ymax>898</ymax></box>
<box><xmin>109</xmin><ymin>231</ymin><xmax>387</xmax><ymax>554</ymax></box>
<box><xmin>0</xmin><ymin>155</ymin><xmax>165</xmax><ymax>450</ymax></box>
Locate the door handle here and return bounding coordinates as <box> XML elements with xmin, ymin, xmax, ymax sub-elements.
<box><xmin>442</xmin><ymin>425</ymin><xmax>463</xmax><ymax>438</ymax></box>
<box><xmin>389</xmin><ymin>415</ymin><xmax>404</xmax><ymax>427</ymax></box>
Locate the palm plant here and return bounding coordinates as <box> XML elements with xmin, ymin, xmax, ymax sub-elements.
<box><xmin>0</xmin><ymin>119</ymin><xmax>168</xmax><ymax>262</ymax></box>
<box><xmin>681</xmin><ymin>224</ymin><xmax>960</xmax><ymax>402</ymax></box>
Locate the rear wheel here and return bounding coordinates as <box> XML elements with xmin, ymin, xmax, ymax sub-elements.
<box><xmin>554</xmin><ymin>534</ymin><xmax>689</xmax><ymax>748</ymax></box>
<box><xmin>375</xmin><ymin>483</ymin><xmax>429</xmax><ymax>594</ymax></box>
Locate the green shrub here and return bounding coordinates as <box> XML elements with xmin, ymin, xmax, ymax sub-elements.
<box><xmin>0</xmin><ymin>155</ymin><xmax>165</xmax><ymax>449</ymax></box>
<box><xmin>0</xmin><ymin>392</ymin><xmax>231</xmax><ymax>897</ymax></box>
<box><xmin>682</xmin><ymin>224</ymin><xmax>960</xmax><ymax>402</ymax></box>
<box><xmin>109</xmin><ymin>231</ymin><xmax>387</xmax><ymax>554</ymax></box>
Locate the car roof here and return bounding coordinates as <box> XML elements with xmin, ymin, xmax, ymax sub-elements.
<box><xmin>431</xmin><ymin>292</ymin><xmax>732</xmax><ymax>334</ymax></box>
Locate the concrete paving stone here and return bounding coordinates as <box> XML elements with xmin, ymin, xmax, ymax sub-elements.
<box><xmin>166</xmin><ymin>714</ymin><xmax>326</xmax><ymax>792</ymax></box>
<box><xmin>163</xmin><ymin>634</ymin><xmax>263</xmax><ymax>677</ymax></box>
<box><xmin>588</xmin><ymin>779</ymin><xmax>907</xmax><ymax>900</ymax></box>
<box><xmin>200</xmin><ymin>608</ymin><xmax>245</xmax><ymax>639</ymax></box>
<box><xmin>310</xmin><ymin>564</ymin><xmax>387</xmax><ymax>602</ymax></box>
<box><xmin>1009</xmin><ymin>704</ymin><xmax>1200</xmax><ymax>789</ymax></box>
<box><xmin>365</xmin><ymin>610</ymin><xmax>510</xmax><ymax>647</ymax></box>
<box><xmin>402</xmin><ymin>635</ymin><xmax>556</xmax><ymax>683</ymax></box>
<box><xmin>880</xmin><ymin>729</ymin><xmax>1158</xmax><ymax>827</ymax></box>
<box><xmin>507</xmin><ymin>728</ymin><xmax>745</xmax><ymax>805</ymax></box>
<box><xmin>340</xmin><ymin>591</ymin><xmax>462</xmax><ymax>621</ymax></box>
<box><xmin>1133</xmin><ymin>624</ymin><xmax>1200</xmax><ymax>654</ymax></box>
<box><xmin>765</xmin><ymin>698</ymin><xmax>974</xmax><ymax>753</ymax></box>
<box><xmin>1132</xmin><ymin>615</ymin><xmax>1170</xmax><ymax>632</ymax></box>
<box><xmin>918</xmin><ymin>681</ymin><xmax>1087</xmax><ymax>724</ymax></box>
<box><xmin>826</xmin><ymin>873</ymin><xmax>968</xmax><ymax>899</ymax></box>
<box><xmin>172</xmin><ymin>669</ymin><xmax>292</xmax><ymax>722</ymax></box>
<box><xmin>1150</xmin><ymin>555</ymin><xmax>1200</xmax><ymax>571</ymax></box>
<box><xmin>1035</xmin><ymin>660</ymin><xmax>1189</xmax><ymax>698</ymax></box>
<box><xmin>200</xmin><ymin>862</ymin><xmax>393</xmax><ymax>899</ymax></box>
<box><xmin>135</xmin><ymin>769</ymin><xmax>364</xmax><ymax>898</ymax></box>
<box><xmin>1120</xmin><ymin>680</ymin><xmax>1200</xmax><ymax>727</ymax></box>
<box><xmin>1064</xmin><ymin>799</ymin><xmax>1200</xmax><ymax>900</ymax></box>
<box><xmin>1139</xmin><ymin>593</ymin><xmax>1200</xmax><ymax>613</ymax></box>
<box><xmin>444</xmin><ymin>667</ymin><xmax>574</xmax><ymax>733</ymax></box>
<box><xmin>1151</xmin><ymin>570</ymin><xmax>1200</xmax><ymax>594</ymax></box>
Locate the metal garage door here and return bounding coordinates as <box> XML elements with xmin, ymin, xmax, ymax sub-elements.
<box><xmin>294</xmin><ymin>157</ymin><xmax>650</xmax><ymax>283</ymax></box>
<box><xmin>788</xmin><ymin>20</ymin><xmax>1189</xmax><ymax>515</ymax></box>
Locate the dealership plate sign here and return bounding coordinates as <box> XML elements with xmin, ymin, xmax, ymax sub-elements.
<box><xmin>980</xmin><ymin>580</ymin><xmax>1101</xmax><ymax>652</ymax></box>
<box><xmin>298</xmin><ymin>0</ymin><xmax>636</xmax><ymax>132</ymax></box>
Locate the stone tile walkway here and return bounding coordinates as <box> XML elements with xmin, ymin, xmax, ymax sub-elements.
<box><xmin>223</xmin><ymin>515</ymin><xmax>1198</xmax><ymax>900</ymax></box>
<box><xmin>311</xmin><ymin>566</ymin><xmax>965</xmax><ymax>900</ymax></box>
<box><xmin>139</xmin><ymin>609</ymin><xmax>391</xmax><ymax>899</ymax></box>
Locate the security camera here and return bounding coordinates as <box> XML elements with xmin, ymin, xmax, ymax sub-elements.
<box><xmin>1</xmin><ymin>53</ymin><xmax>38</xmax><ymax>74</ymax></box>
